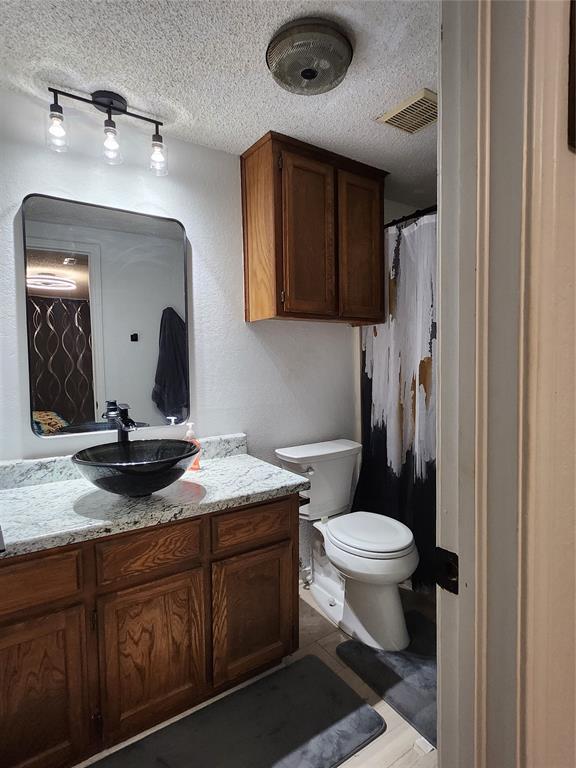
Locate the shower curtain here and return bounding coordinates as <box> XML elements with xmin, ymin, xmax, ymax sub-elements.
<box><xmin>353</xmin><ymin>212</ymin><xmax>437</xmax><ymax>589</ymax></box>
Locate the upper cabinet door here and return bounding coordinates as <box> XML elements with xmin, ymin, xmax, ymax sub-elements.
<box><xmin>338</xmin><ymin>170</ymin><xmax>384</xmax><ymax>320</ymax></box>
<box><xmin>281</xmin><ymin>151</ymin><xmax>337</xmax><ymax>316</ymax></box>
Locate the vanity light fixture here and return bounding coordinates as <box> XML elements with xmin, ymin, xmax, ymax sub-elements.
<box><xmin>46</xmin><ymin>87</ymin><xmax>167</xmax><ymax>175</ymax></box>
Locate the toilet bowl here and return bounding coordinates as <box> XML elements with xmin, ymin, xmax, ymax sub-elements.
<box><xmin>317</xmin><ymin>511</ymin><xmax>418</xmax><ymax>650</ymax></box>
<box><xmin>275</xmin><ymin>439</ymin><xmax>420</xmax><ymax>652</ymax></box>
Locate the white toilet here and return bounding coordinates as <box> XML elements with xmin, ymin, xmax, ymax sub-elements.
<box><xmin>276</xmin><ymin>439</ymin><xmax>419</xmax><ymax>651</ymax></box>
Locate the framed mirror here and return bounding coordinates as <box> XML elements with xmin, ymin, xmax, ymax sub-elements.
<box><xmin>22</xmin><ymin>194</ymin><xmax>189</xmax><ymax>437</ymax></box>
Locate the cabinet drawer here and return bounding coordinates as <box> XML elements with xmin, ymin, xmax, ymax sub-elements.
<box><xmin>0</xmin><ymin>550</ymin><xmax>82</xmax><ymax>617</ymax></box>
<box><xmin>96</xmin><ymin>520</ymin><xmax>202</xmax><ymax>586</ymax></box>
<box><xmin>211</xmin><ymin>500</ymin><xmax>291</xmax><ymax>555</ymax></box>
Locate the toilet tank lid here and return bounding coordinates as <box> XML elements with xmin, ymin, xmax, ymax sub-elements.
<box><xmin>275</xmin><ymin>439</ymin><xmax>362</xmax><ymax>464</ymax></box>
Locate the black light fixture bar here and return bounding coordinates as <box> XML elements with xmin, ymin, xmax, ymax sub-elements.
<box><xmin>48</xmin><ymin>87</ymin><xmax>163</xmax><ymax>131</ymax></box>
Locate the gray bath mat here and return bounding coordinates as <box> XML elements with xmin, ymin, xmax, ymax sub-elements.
<box><xmin>336</xmin><ymin>611</ymin><xmax>437</xmax><ymax>746</ymax></box>
<box><xmin>93</xmin><ymin>655</ymin><xmax>385</xmax><ymax>768</ymax></box>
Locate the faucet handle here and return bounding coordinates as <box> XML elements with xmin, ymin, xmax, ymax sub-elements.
<box><xmin>102</xmin><ymin>399</ymin><xmax>119</xmax><ymax>418</ymax></box>
<box><xmin>117</xmin><ymin>404</ymin><xmax>134</xmax><ymax>426</ymax></box>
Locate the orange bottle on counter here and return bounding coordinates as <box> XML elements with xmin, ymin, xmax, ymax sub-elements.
<box><xmin>185</xmin><ymin>422</ymin><xmax>201</xmax><ymax>471</ymax></box>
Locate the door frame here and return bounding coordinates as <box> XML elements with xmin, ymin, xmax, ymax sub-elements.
<box><xmin>438</xmin><ymin>1</ymin><xmax>531</xmax><ymax>766</ymax></box>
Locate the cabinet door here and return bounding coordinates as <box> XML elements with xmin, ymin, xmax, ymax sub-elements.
<box><xmin>212</xmin><ymin>542</ymin><xmax>293</xmax><ymax>687</ymax></box>
<box><xmin>338</xmin><ymin>170</ymin><xmax>384</xmax><ymax>319</ymax></box>
<box><xmin>98</xmin><ymin>569</ymin><xmax>206</xmax><ymax>743</ymax></box>
<box><xmin>0</xmin><ymin>607</ymin><xmax>88</xmax><ymax>768</ymax></box>
<box><xmin>282</xmin><ymin>151</ymin><xmax>337</xmax><ymax>316</ymax></box>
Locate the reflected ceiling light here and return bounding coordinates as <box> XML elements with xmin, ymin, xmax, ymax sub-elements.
<box><xmin>27</xmin><ymin>272</ymin><xmax>77</xmax><ymax>291</ymax></box>
<box><xmin>46</xmin><ymin>87</ymin><xmax>167</xmax><ymax>175</ymax></box>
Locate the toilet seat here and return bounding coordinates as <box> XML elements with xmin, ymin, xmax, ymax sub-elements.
<box><xmin>326</xmin><ymin>511</ymin><xmax>415</xmax><ymax>560</ymax></box>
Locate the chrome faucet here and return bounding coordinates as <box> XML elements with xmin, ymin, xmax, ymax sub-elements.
<box><xmin>102</xmin><ymin>401</ymin><xmax>137</xmax><ymax>443</ymax></box>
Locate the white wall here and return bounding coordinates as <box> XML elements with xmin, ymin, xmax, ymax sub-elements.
<box><xmin>384</xmin><ymin>198</ymin><xmax>419</xmax><ymax>225</ymax></box>
<box><xmin>0</xmin><ymin>89</ymin><xmax>357</xmax><ymax>461</ymax></box>
<box><xmin>26</xmin><ymin>218</ymin><xmax>186</xmax><ymax>426</ymax></box>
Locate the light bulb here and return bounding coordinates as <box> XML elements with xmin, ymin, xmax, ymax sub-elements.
<box><xmin>48</xmin><ymin>116</ymin><xmax>65</xmax><ymax>138</ymax></box>
<box><xmin>104</xmin><ymin>130</ymin><xmax>119</xmax><ymax>152</ymax></box>
<box><xmin>103</xmin><ymin>118</ymin><xmax>122</xmax><ymax>165</ymax></box>
<box><xmin>46</xmin><ymin>105</ymin><xmax>69</xmax><ymax>152</ymax></box>
<box><xmin>149</xmin><ymin>132</ymin><xmax>168</xmax><ymax>176</ymax></box>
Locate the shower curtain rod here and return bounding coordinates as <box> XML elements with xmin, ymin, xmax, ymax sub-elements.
<box><xmin>384</xmin><ymin>204</ymin><xmax>437</xmax><ymax>229</ymax></box>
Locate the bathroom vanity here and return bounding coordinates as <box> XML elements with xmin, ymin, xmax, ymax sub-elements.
<box><xmin>0</xmin><ymin>439</ymin><xmax>308</xmax><ymax>768</ymax></box>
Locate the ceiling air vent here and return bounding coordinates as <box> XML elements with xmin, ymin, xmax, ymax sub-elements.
<box><xmin>266</xmin><ymin>18</ymin><xmax>353</xmax><ymax>96</ymax></box>
<box><xmin>376</xmin><ymin>88</ymin><xmax>438</xmax><ymax>133</ymax></box>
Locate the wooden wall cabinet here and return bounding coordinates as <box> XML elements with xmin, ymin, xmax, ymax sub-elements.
<box><xmin>242</xmin><ymin>131</ymin><xmax>387</xmax><ymax>323</ymax></box>
<box><xmin>0</xmin><ymin>495</ymin><xmax>299</xmax><ymax>768</ymax></box>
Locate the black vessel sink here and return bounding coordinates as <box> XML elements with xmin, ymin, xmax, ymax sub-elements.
<box><xmin>72</xmin><ymin>439</ymin><xmax>199</xmax><ymax>497</ymax></box>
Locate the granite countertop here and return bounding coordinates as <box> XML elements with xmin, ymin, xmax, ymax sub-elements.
<box><xmin>0</xmin><ymin>448</ymin><xmax>309</xmax><ymax>560</ymax></box>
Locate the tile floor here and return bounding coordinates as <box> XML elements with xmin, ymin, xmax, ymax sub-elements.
<box><xmin>291</xmin><ymin>587</ymin><xmax>438</xmax><ymax>768</ymax></box>
<box><xmin>80</xmin><ymin>587</ymin><xmax>437</xmax><ymax>768</ymax></box>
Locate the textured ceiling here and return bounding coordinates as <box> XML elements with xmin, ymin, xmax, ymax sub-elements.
<box><xmin>0</xmin><ymin>0</ymin><xmax>438</xmax><ymax>205</ymax></box>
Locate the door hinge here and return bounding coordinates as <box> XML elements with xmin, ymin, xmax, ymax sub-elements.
<box><xmin>280</xmin><ymin>289</ymin><xmax>286</xmax><ymax>304</ymax></box>
<box><xmin>91</xmin><ymin>710</ymin><xmax>103</xmax><ymax>738</ymax></box>
<box><xmin>435</xmin><ymin>547</ymin><xmax>459</xmax><ymax>594</ymax></box>
<box><xmin>90</xmin><ymin>609</ymin><xmax>98</xmax><ymax>631</ymax></box>
<box><xmin>278</xmin><ymin>154</ymin><xmax>283</xmax><ymax>170</ymax></box>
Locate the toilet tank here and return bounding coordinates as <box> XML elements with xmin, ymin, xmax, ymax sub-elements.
<box><xmin>275</xmin><ymin>439</ymin><xmax>362</xmax><ymax>521</ymax></box>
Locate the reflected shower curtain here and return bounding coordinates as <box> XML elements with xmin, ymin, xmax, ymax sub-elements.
<box><xmin>26</xmin><ymin>296</ymin><xmax>95</xmax><ymax>426</ymax></box>
<box><xmin>353</xmin><ymin>213</ymin><xmax>437</xmax><ymax>588</ymax></box>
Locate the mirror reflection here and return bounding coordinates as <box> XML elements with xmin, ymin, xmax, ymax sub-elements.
<box><xmin>22</xmin><ymin>195</ymin><xmax>188</xmax><ymax>436</ymax></box>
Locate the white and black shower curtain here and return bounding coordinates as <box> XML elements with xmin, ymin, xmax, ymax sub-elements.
<box><xmin>353</xmin><ymin>212</ymin><xmax>437</xmax><ymax>588</ymax></box>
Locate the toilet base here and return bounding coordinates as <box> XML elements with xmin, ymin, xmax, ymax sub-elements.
<box><xmin>340</xmin><ymin>579</ymin><xmax>410</xmax><ymax>651</ymax></box>
<box><xmin>309</xmin><ymin>576</ymin><xmax>344</xmax><ymax>626</ymax></box>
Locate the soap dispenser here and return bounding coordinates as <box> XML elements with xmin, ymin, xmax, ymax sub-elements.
<box><xmin>185</xmin><ymin>422</ymin><xmax>201</xmax><ymax>471</ymax></box>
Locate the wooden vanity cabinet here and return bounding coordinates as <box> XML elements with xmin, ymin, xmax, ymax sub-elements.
<box><xmin>0</xmin><ymin>495</ymin><xmax>299</xmax><ymax>768</ymax></box>
<box><xmin>97</xmin><ymin>569</ymin><xmax>207</xmax><ymax>744</ymax></box>
<box><xmin>242</xmin><ymin>131</ymin><xmax>387</xmax><ymax>323</ymax></box>
<box><xmin>0</xmin><ymin>607</ymin><xmax>89</xmax><ymax>768</ymax></box>
<box><xmin>212</xmin><ymin>541</ymin><xmax>293</xmax><ymax>686</ymax></box>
